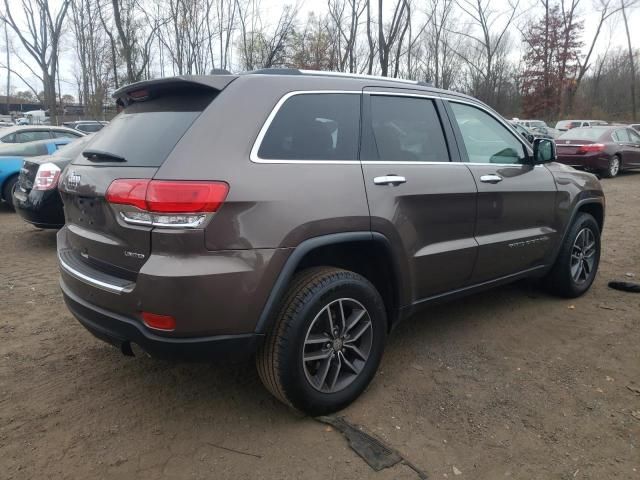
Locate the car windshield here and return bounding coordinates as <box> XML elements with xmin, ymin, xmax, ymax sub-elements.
<box><xmin>558</xmin><ymin>127</ymin><xmax>609</xmax><ymax>140</ymax></box>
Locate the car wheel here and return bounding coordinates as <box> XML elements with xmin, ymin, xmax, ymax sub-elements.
<box><xmin>601</xmin><ymin>155</ymin><xmax>620</xmax><ymax>178</ymax></box>
<box><xmin>2</xmin><ymin>175</ymin><xmax>18</xmax><ymax>210</ymax></box>
<box><xmin>544</xmin><ymin>213</ymin><xmax>601</xmax><ymax>298</ymax></box>
<box><xmin>257</xmin><ymin>267</ymin><xmax>387</xmax><ymax>415</ymax></box>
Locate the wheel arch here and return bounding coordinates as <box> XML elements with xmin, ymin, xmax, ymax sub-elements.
<box><xmin>1</xmin><ymin>172</ymin><xmax>18</xmax><ymax>201</ymax></box>
<box><xmin>254</xmin><ymin>232</ymin><xmax>407</xmax><ymax>335</ymax></box>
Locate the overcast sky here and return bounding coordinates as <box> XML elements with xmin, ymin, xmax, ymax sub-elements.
<box><xmin>2</xmin><ymin>0</ymin><xmax>637</xmax><ymax>98</ymax></box>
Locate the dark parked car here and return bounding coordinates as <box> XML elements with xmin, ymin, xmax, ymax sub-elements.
<box><xmin>0</xmin><ymin>138</ymin><xmax>74</xmax><ymax>209</ymax></box>
<box><xmin>13</xmin><ymin>136</ymin><xmax>92</xmax><ymax>228</ymax></box>
<box><xmin>556</xmin><ymin>126</ymin><xmax>640</xmax><ymax>178</ymax></box>
<box><xmin>63</xmin><ymin>121</ymin><xmax>107</xmax><ymax>133</ymax></box>
<box><xmin>57</xmin><ymin>71</ymin><xmax>604</xmax><ymax>415</ymax></box>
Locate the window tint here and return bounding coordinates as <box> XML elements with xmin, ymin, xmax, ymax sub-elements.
<box><xmin>73</xmin><ymin>91</ymin><xmax>216</xmax><ymax>166</ymax></box>
<box><xmin>53</xmin><ymin>130</ymin><xmax>82</xmax><ymax>138</ymax></box>
<box><xmin>15</xmin><ymin>131</ymin><xmax>51</xmax><ymax>143</ymax></box>
<box><xmin>450</xmin><ymin>103</ymin><xmax>526</xmax><ymax>164</ymax></box>
<box><xmin>258</xmin><ymin>93</ymin><xmax>359</xmax><ymax>160</ymax></box>
<box><xmin>77</xmin><ymin>123</ymin><xmax>103</xmax><ymax>133</ymax></box>
<box><xmin>1</xmin><ymin>133</ymin><xmax>15</xmax><ymax>142</ymax></box>
<box><xmin>365</xmin><ymin>96</ymin><xmax>449</xmax><ymax>162</ymax></box>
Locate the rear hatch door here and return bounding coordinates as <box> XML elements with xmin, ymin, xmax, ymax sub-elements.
<box><xmin>59</xmin><ymin>75</ymin><xmax>236</xmax><ymax>278</ymax></box>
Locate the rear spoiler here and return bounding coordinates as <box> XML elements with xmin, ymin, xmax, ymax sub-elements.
<box><xmin>113</xmin><ymin>75</ymin><xmax>237</xmax><ymax>106</ymax></box>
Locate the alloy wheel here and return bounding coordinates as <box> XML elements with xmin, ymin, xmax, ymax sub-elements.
<box><xmin>570</xmin><ymin>228</ymin><xmax>597</xmax><ymax>284</ymax></box>
<box><xmin>302</xmin><ymin>298</ymin><xmax>373</xmax><ymax>393</ymax></box>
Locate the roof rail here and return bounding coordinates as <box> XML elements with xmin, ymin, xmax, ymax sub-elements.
<box><xmin>239</xmin><ymin>67</ymin><xmax>433</xmax><ymax>87</ymax></box>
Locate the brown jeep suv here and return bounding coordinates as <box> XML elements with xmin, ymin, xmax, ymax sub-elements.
<box><xmin>57</xmin><ymin>70</ymin><xmax>605</xmax><ymax>415</ymax></box>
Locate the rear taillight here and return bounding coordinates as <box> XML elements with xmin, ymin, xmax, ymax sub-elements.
<box><xmin>33</xmin><ymin>163</ymin><xmax>62</xmax><ymax>191</ymax></box>
<box><xmin>105</xmin><ymin>179</ymin><xmax>229</xmax><ymax>228</ymax></box>
<box><xmin>576</xmin><ymin>144</ymin><xmax>605</xmax><ymax>154</ymax></box>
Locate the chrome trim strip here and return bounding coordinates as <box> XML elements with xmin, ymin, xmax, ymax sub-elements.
<box><xmin>298</xmin><ymin>70</ymin><xmax>420</xmax><ymax>85</ymax></box>
<box><xmin>250</xmin><ymin>90</ymin><xmax>361</xmax><ymax>164</ymax></box>
<box><xmin>249</xmin><ymin>89</ymin><xmax>537</xmax><ymax>165</ymax></box>
<box><xmin>58</xmin><ymin>253</ymin><xmax>132</xmax><ymax>294</ymax></box>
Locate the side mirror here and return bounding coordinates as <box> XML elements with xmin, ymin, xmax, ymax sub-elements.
<box><xmin>532</xmin><ymin>138</ymin><xmax>556</xmax><ymax>164</ymax></box>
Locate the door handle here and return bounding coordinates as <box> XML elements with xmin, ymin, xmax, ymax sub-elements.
<box><xmin>479</xmin><ymin>174</ymin><xmax>503</xmax><ymax>184</ymax></box>
<box><xmin>374</xmin><ymin>175</ymin><xmax>407</xmax><ymax>186</ymax></box>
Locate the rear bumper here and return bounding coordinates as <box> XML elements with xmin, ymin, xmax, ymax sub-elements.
<box><xmin>13</xmin><ymin>188</ymin><xmax>65</xmax><ymax>228</ymax></box>
<box><xmin>62</xmin><ymin>279</ymin><xmax>263</xmax><ymax>361</ymax></box>
<box><xmin>556</xmin><ymin>153</ymin><xmax>611</xmax><ymax>170</ymax></box>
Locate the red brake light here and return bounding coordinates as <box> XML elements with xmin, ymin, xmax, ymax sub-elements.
<box><xmin>105</xmin><ymin>179</ymin><xmax>150</xmax><ymax>210</ymax></box>
<box><xmin>105</xmin><ymin>179</ymin><xmax>228</xmax><ymax>213</ymax></box>
<box><xmin>146</xmin><ymin>181</ymin><xmax>229</xmax><ymax>213</ymax></box>
<box><xmin>576</xmin><ymin>143</ymin><xmax>605</xmax><ymax>154</ymax></box>
<box><xmin>141</xmin><ymin>311</ymin><xmax>176</xmax><ymax>331</ymax></box>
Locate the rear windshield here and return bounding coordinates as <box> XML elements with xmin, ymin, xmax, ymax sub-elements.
<box><xmin>72</xmin><ymin>91</ymin><xmax>215</xmax><ymax>166</ymax></box>
<box><xmin>558</xmin><ymin>127</ymin><xmax>609</xmax><ymax>140</ymax></box>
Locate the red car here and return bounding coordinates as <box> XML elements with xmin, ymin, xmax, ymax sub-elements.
<box><xmin>556</xmin><ymin>126</ymin><xmax>640</xmax><ymax>178</ymax></box>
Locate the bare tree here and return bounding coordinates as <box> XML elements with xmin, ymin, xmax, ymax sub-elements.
<box><xmin>377</xmin><ymin>0</ymin><xmax>411</xmax><ymax>76</ymax></box>
<box><xmin>620</xmin><ymin>0</ymin><xmax>636</xmax><ymax>121</ymax></box>
<box><xmin>454</xmin><ymin>0</ymin><xmax>520</xmax><ymax>104</ymax></box>
<box><xmin>1</xmin><ymin>0</ymin><xmax>71</xmax><ymax>122</ymax></box>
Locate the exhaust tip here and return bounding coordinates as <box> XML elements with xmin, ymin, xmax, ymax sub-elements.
<box><xmin>120</xmin><ymin>341</ymin><xmax>134</xmax><ymax>356</ymax></box>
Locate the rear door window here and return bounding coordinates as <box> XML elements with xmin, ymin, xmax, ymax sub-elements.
<box><xmin>364</xmin><ymin>95</ymin><xmax>449</xmax><ymax>162</ymax></box>
<box><xmin>15</xmin><ymin>131</ymin><xmax>51</xmax><ymax>143</ymax></box>
<box><xmin>72</xmin><ymin>90</ymin><xmax>216</xmax><ymax>167</ymax></box>
<box><xmin>257</xmin><ymin>93</ymin><xmax>360</xmax><ymax>160</ymax></box>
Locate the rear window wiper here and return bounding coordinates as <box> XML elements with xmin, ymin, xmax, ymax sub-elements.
<box><xmin>82</xmin><ymin>149</ymin><xmax>126</xmax><ymax>162</ymax></box>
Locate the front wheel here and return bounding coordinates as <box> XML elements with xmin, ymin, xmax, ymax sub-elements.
<box><xmin>257</xmin><ymin>267</ymin><xmax>387</xmax><ymax>415</ymax></box>
<box><xmin>544</xmin><ymin>213</ymin><xmax>601</xmax><ymax>297</ymax></box>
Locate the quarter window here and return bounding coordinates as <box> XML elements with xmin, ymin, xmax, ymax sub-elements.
<box><xmin>257</xmin><ymin>93</ymin><xmax>360</xmax><ymax>161</ymax></box>
<box><xmin>450</xmin><ymin>102</ymin><xmax>526</xmax><ymax>164</ymax></box>
<box><xmin>365</xmin><ymin>95</ymin><xmax>449</xmax><ymax>162</ymax></box>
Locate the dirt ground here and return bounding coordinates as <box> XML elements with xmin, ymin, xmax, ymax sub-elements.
<box><xmin>1</xmin><ymin>173</ymin><xmax>639</xmax><ymax>480</ymax></box>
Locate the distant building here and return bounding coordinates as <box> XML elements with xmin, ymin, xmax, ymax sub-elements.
<box><xmin>0</xmin><ymin>96</ymin><xmax>42</xmax><ymax>115</ymax></box>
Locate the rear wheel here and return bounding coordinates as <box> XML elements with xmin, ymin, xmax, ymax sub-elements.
<box><xmin>601</xmin><ymin>155</ymin><xmax>620</xmax><ymax>178</ymax></box>
<box><xmin>2</xmin><ymin>175</ymin><xmax>18</xmax><ymax>210</ymax></box>
<box><xmin>257</xmin><ymin>267</ymin><xmax>387</xmax><ymax>415</ymax></box>
<box><xmin>544</xmin><ymin>213</ymin><xmax>601</xmax><ymax>297</ymax></box>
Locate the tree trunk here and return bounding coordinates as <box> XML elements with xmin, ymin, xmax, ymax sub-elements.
<box><xmin>621</xmin><ymin>1</ymin><xmax>637</xmax><ymax>122</ymax></box>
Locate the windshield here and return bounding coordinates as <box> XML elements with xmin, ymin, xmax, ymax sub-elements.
<box><xmin>558</xmin><ymin>127</ymin><xmax>609</xmax><ymax>140</ymax></box>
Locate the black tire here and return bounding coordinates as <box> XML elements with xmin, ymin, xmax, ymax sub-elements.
<box><xmin>544</xmin><ymin>213</ymin><xmax>601</xmax><ymax>298</ymax></box>
<box><xmin>2</xmin><ymin>175</ymin><xmax>18</xmax><ymax>210</ymax></box>
<box><xmin>600</xmin><ymin>155</ymin><xmax>621</xmax><ymax>178</ymax></box>
<box><xmin>257</xmin><ymin>267</ymin><xmax>387</xmax><ymax>416</ymax></box>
